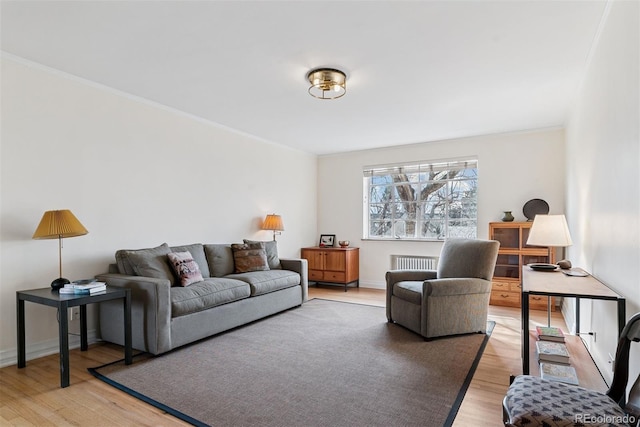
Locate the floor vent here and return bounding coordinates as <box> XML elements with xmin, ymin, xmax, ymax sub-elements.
<box><xmin>391</xmin><ymin>255</ymin><xmax>438</xmax><ymax>270</ymax></box>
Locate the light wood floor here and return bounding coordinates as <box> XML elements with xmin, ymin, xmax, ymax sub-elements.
<box><xmin>0</xmin><ymin>286</ymin><xmax>568</xmax><ymax>426</ymax></box>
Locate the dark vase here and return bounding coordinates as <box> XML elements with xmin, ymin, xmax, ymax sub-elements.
<box><xmin>502</xmin><ymin>211</ymin><xmax>515</xmax><ymax>222</ymax></box>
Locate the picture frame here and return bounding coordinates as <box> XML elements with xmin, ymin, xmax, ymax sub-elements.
<box><xmin>319</xmin><ymin>234</ymin><xmax>335</xmax><ymax>247</ymax></box>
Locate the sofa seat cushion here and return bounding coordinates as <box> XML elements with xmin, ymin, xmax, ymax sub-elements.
<box><xmin>170</xmin><ymin>278</ymin><xmax>251</xmax><ymax>318</ymax></box>
<box><xmin>225</xmin><ymin>270</ymin><xmax>300</xmax><ymax>296</ymax></box>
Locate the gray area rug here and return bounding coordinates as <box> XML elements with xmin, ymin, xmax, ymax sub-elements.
<box><xmin>90</xmin><ymin>299</ymin><xmax>494</xmax><ymax>427</ymax></box>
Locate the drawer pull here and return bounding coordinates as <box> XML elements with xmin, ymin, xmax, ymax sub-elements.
<box><xmin>500</xmin><ymin>294</ymin><xmax>510</xmax><ymax>298</ymax></box>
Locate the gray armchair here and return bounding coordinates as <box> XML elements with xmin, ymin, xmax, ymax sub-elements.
<box><xmin>386</xmin><ymin>238</ymin><xmax>500</xmax><ymax>339</ymax></box>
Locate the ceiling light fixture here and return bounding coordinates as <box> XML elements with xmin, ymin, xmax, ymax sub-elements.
<box><xmin>307</xmin><ymin>68</ymin><xmax>346</xmax><ymax>100</ymax></box>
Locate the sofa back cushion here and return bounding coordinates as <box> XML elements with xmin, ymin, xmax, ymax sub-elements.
<box><xmin>437</xmin><ymin>238</ymin><xmax>500</xmax><ymax>281</ymax></box>
<box><xmin>115</xmin><ymin>243</ymin><xmax>174</xmax><ymax>281</ymax></box>
<box><xmin>169</xmin><ymin>243</ymin><xmax>210</xmax><ymax>278</ymax></box>
<box><xmin>204</xmin><ymin>244</ymin><xmax>235</xmax><ymax>277</ymax></box>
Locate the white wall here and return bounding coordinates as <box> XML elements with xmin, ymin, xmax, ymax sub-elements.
<box><xmin>0</xmin><ymin>56</ymin><xmax>317</xmax><ymax>366</ymax></box>
<box><xmin>565</xmin><ymin>0</ymin><xmax>639</xmax><ymax>386</ymax></box>
<box><xmin>318</xmin><ymin>129</ymin><xmax>565</xmax><ymax>288</ymax></box>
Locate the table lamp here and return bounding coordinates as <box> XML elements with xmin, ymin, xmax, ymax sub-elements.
<box><xmin>262</xmin><ymin>214</ymin><xmax>284</xmax><ymax>241</ymax></box>
<box><xmin>33</xmin><ymin>210</ymin><xmax>88</xmax><ymax>289</ymax></box>
<box><xmin>526</xmin><ymin>214</ymin><xmax>573</xmax><ymax>269</ymax></box>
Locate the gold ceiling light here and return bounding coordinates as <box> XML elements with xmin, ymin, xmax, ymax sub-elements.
<box><xmin>307</xmin><ymin>68</ymin><xmax>346</xmax><ymax>99</ymax></box>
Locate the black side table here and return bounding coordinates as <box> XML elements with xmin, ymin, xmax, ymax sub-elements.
<box><xmin>16</xmin><ymin>286</ymin><xmax>132</xmax><ymax>388</ymax></box>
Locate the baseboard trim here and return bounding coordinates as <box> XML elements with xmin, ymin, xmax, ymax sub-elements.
<box><xmin>0</xmin><ymin>329</ymin><xmax>99</xmax><ymax>368</ymax></box>
<box><xmin>358</xmin><ymin>280</ymin><xmax>385</xmax><ymax>289</ymax></box>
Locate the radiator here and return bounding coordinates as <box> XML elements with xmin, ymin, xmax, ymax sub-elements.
<box><xmin>391</xmin><ymin>255</ymin><xmax>438</xmax><ymax>270</ymax></box>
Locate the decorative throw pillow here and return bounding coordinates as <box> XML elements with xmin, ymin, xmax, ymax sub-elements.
<box><xmin>231</xmin><ymin>242</ymin><xmax>270</xmax><ymax>273</ymax></box>
<box><xmin>167</xmin><ymin>251</ymin><xmax>204</xmax><ymax>286</ymax></box>
<box><xmin>243</xmin><ymin>239</ymin><xmax>281</xmax><ymax>269</ymax></box>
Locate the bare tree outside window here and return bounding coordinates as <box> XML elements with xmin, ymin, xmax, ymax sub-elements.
<box><xmin>363</xmin><ymin>159</ymin><xmax>478</xmax><ymax>240</ymax></box>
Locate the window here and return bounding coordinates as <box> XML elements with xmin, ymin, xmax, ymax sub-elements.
<box><xmin>363</xmin><ymin>158</ymin><xmax>478</xmax><ymax>240</ymax></box>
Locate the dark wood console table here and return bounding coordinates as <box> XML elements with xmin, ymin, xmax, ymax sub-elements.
<box><xmin>521</xmin><ymin>267</ymin><xmax>626</xmax><ymax>376</ymax></box>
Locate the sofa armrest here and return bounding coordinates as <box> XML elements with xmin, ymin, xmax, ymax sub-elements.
<box><xmin>423</xmin><ymin>277</ymin><xmax>492</xmax><ymax>297</ymax></box>
<box><xmin>280</xmin><ymin>258</ymin><xmax>309</xmax><ymax>302</ymax></box>
<box><xmin>95</xmin><ymin>273</ymin><xmax>172</xmax><ymax>355</ymax></box>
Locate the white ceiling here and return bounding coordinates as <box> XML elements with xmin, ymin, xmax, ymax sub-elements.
<box><xmin>1</xmin><ymin>1</ymin><xmax>608</xmax><ymax>155</ymax></box>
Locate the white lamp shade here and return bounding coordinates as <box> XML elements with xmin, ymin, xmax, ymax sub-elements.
<box><xmin>526</xmin><ymin>214</ymin><xmax>573</xmax><ymax>247</ymax></box>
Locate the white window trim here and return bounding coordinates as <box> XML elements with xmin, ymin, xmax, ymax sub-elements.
<box><xmin>363</xmin><ymin>157</ymin><xmax>478</xmax><ymax>241</ymax></box>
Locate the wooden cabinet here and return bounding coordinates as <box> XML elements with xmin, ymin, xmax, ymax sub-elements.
<box><xmin>301</xmin><ymin>247</ymin><xmax>359</xmax><ymax>292</ymax></box>
<box><xmin>489</xmin><ymin>222</ymin><xmax>556</xmax><ymax>310</ymax></box>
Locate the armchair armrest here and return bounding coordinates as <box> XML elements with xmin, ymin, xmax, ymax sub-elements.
<box><xmin>423</xmin><ymin>277</ymin><xmax>492</xmax><ymax>297</ymax></box>
<box><xmin>280</xmin><ymin>258</ymin><xmax>309</xmax><ymax>302</ymax></box>
<box><xmin>386</xmin><ymin>270</ymin><xmax>438</xmax><ymax>286</ymax></box>
<box><xmin>95</xmin><ymin>273</ymin><xmax>172</xmax><ymax>355</ymax></box>
<box><xmin>386</xmin><ymin>270</ymin><xmax>438</xmax><ymax>321</ymax></box>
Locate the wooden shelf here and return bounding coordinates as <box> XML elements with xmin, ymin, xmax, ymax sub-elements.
<box><xmin>489</xmin><ymin>222</ymin><xmax>556</xmax><ymax>310</ymax></box>
<box><xmin>527</xmin><ymin>331</ymin><xmax>608</xmax><ymax>392</ymax></box>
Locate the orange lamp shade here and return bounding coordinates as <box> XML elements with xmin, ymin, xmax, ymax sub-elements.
<box><xmin>262</xmin><ymin>214</ymin><xmax>284</xmax><ymax>232</ymax></box>
<box><xmin>33</xmin><ymin>210</ymin><xmax>88</xmax><ymax>239</ymax></box>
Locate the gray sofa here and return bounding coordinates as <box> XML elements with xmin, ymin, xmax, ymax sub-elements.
<box><xmin>96</xmin><ymin>242</ymin><xmax>308</xmax><ymax>355</ymax></box>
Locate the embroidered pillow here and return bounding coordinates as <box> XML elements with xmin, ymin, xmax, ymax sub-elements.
<box><xmin>243</xmin><ymin>239</ymin><xmax>281</xmax><ymax>269</ymax></box>
<box><xmin>231</xmin><ymin>243</ymin><xmax>270</xmax><ymax>273</ymax></box>
<box><xmin>167</xmin><ymin>251</ymin><xmax>203</xmax><ymax>286</ymax></box>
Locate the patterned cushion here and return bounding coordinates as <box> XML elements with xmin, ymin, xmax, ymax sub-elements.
<box><xmin>231</xmin><ymin>242</ymin><xmax>270</xmax><ymax>273</ymax></box>
<box><xmin>243</xmin><ymin>239</ymin><xmax>281</xmax><ymax>269</ymax></box>
<box><xmin>169</xmin><ymin>243</ymin><xmax>210</xmax><ymax>278</ymax></box>
<box><xmin>167</xmin><ymin>251</ymin><xmax>204</xmax><ymax>287</ymax></box>
<box><xmin>504</xmin><ymin>375</ymin><xmax>631</xmax><ymax>427</ymax></box>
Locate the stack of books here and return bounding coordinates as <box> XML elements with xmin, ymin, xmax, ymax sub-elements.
<box><xmin>59</xmin><ymin>281</ymin><xmax>107</xmax><ymax>295</ymax></box>
<box><xmin>536</xmin><ymin>326</ymin><xmax>578</xmax><ymax>385</ymax></box>
<box><xmin>535</xmin><ymin>326</ymin><xmax>565</xmax><ymax>342</ymax></box>
<box><xmin>536</xmin><ymin>340</ymin><xmax>570</xmax><ymax>365</ymax></box>
<box><xmin>539</xmin><ymin>362</ymin><xmax>579</xmax><ymax>385</ymax></box>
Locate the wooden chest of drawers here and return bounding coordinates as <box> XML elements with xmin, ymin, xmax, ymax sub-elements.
<box><xmin>301</xmin><ymin>247</ymin><xmax>359</xmax><ymax>292</ymax></box>
<box><xmin>490</xmin><ymin>280</ymin><xmax>555</xmax><ymax>310</ymax></box>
